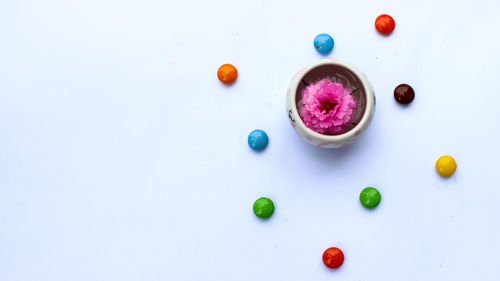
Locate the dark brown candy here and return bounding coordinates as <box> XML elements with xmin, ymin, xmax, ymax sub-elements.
<box><xmin>394</xmin><ymin>84</ymin><xmax>415</xmax><ymax>104</ymax></box>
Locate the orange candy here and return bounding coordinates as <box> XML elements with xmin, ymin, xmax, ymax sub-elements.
<box><xmin>375</xmin><ymin>14</ymin><xmax>395</xmax><ymax>35</ymax></box>
<box><xmin>217</xmin><ymin>64</ymin><xmax>238</xmax><ymax>84</ymax></box>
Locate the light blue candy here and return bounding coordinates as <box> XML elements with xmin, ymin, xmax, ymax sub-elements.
<box><xmin>313</xmin><ymin>33</ymin><xmax>334</xmax><ymax>54</ymax></box>
<box><xmin>248</xmin><ymin>129</ymin><xmax>268</xmax><ymax>151</ymax></box>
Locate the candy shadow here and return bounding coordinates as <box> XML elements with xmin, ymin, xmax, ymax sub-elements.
<box><xmin>320</xmin><ymin>261</ymin><xmax>345</xmax><ymax>274</ymax></box>
<box><xmin>296</xmin><ymin>137</ymin><xmax>361</xmax><ymax>167</ymax></box>
<box><xmin>375</xmin><ymin>28</ymin><xmax>396</xmax><ymax>38</ymax></box>
<box><xmin>360</xmin><ymin>202</ymin><xmax>382</xmax><ymax>213</ymax></box>
<box><xmin>252</xmin><ymin>212</ymin><xmax>276</xmax><ymax>224</ymax></box>
<box><xmin>436</xmin><ymin>172</ymin><xmax>458</xmax><ymax>185</ymax></box>
<box><xmin>247</xmin><ymin>140</ymin><xmax>270</xmax><ymax>155</ymax></box>
<box><xmin>394</xmin><ymin>96</ymin><xmax>415</xmax><ymax>108</ymax></box>
<box><xmin>248</xmin><ymin>148</ymin><xmax>268</xmax><ymax>155</ymax></box>
<box><xmin>220</xmin><ymin>80</ymin><xmax>238</xmax><ymax>88</ymax></box>
<box><xmin>395</xmin><ymin>102</ymin><xmax>413</xmax><ymax>108</ymax></box>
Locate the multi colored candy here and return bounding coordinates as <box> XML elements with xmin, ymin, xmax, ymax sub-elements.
<box><xmin>375</xmin><ymin>14</ymin><xmax>395</xmax><ymax>35</ymax></box>
<box><xmin>217</xmin><ymin>64</ymin><xmax>238</xmax><ymax>84</ymax></box>
<box><xmin>436</xmin><ymin>155</ymin><xmax>457</xmax><ymax>177</ymax></box>
<box><xmin>253</xmin><ymin>197</ymin><xmax>275</xmax><ymax>219</ymax></box>
<box><xmin>322</xmin><ymin>247</ymin><xmax>344</xmax><ymax>269</ymax></box>
<box><xmin>313</xmin><ymin>33</ymin><xmax>334</xmax><ymax>54</ymax></box>
<box><xmin>241</xmin><ymin>24</ymin><xmax>457</xmax><ymax>272</ymax></box>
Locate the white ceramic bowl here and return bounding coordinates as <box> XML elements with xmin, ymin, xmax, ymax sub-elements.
<box><xmin>286</xmin><ymin>59</ymin><xmax>375</xmax><ymax>148</ymax></box>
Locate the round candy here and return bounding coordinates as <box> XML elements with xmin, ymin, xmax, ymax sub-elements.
<box><xmin>248</xmin><ymin>129</ymin><xmax>269</xmax><ymax>151</ymax></box>
<box><xmin>253</xmin><ymin>197</ymin><xmax>274</xmax><ymax>218</ymax></box>
<box><xmin>217</xmin><ymin>64</ymin><xmax>238</xmax><ymax>84</ymax></box>
<box><xmin>375</xmin><ymin>14</ymin><xmax>396</xmax><ymax>35</ymax></box>
<box><xmin>394</xmin><ymin>84</ymin><xmax>415</xmax><ymax>104</ymax></box>
<box><xmin>359</xmin><ymin>187</ymin><xmax>381</xmax><ymax>208</ymax></box>
<box><xmin>436</xmin><ymin>155</ymin><xmax>457</xmax><ymax>177</ymax></box>
<box><xmin>322</xmin><ymin>247</ymin><xmax>344</xmax><ymax>269</ymax></box>
<box><xmin>313</xmin><ymin>33</ymin><xmax>334</xmax><ymax>54</ymax></box>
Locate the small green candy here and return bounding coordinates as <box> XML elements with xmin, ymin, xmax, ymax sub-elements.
<box><xmin>253</xmin><ymin>197</ymin><xmax>274</xmax><ymax>218</ymax></box>
<box><xmin>359</xmin><ymin>187</ymin><xmax>381</xmax><ymax>208</ymax></box>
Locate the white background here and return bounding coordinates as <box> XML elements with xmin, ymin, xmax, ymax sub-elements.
<box><xmin>1</xmin><ymin>0</ymin><xmax>500</xmax><ymax>280</ymax></box>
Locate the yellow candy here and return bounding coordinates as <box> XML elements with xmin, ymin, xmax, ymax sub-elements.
<box><xmin>435</xmin><ymin>155</ymin><xmax>457</xmax><ymax>177</ymax></box>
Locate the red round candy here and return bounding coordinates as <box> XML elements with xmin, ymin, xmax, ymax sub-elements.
<box><xmin>375</xmin><ymin>14</ymin><xmax>395</xmax><ymax>34</ymax></box>
<box><xmin>322</xmin><ymin>247</ymin><xmax>344</xmax><ymax>269</ymax></box>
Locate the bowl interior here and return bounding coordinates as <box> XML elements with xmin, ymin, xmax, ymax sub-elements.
<box><xmin>295</xmin><ymin>63</ymin><xmax>367</xmax><ymax>135</ymax></box>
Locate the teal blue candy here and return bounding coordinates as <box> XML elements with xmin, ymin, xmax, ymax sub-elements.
<box><xmin>314</xmin><ymin>33</ymin><xmax>334</xmax><ymax>54</ymax></box>
<box><xmin>248</xmin><ymin>129</ymin><xmax>268</xmax><ymax>151</ymax></box>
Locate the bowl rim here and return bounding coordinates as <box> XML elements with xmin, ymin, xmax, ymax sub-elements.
<box><xmin>289</xmin><ymin>59</ymin><xmax>375</xmax><ymax>142</ymax></box>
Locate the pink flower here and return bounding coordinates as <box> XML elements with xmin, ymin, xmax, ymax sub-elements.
<box><xmin>297</xmin><ymin>78</ymin><xmax>357</xmax><ymax>134</ymax></box>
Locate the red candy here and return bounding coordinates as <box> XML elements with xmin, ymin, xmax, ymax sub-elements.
<box><xmin>322</xmin><ymin>247</ymin><xmax>344</xmax><ymax>269</ymax></box>
<box><xmin>375</xmin><ymin>14</ymin><xmax>395</xmax><ymax>35</ymax></box>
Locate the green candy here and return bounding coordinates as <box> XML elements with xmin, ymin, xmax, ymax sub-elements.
<box><xmin>359</xmin><ymin>187</ymin><xmax>381</xmax><ymax>208</ymax></box>
<box><xmin>253</xmin><ymin>197</ymin><xmax>275</xmax><ymax>218</ymax></box>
